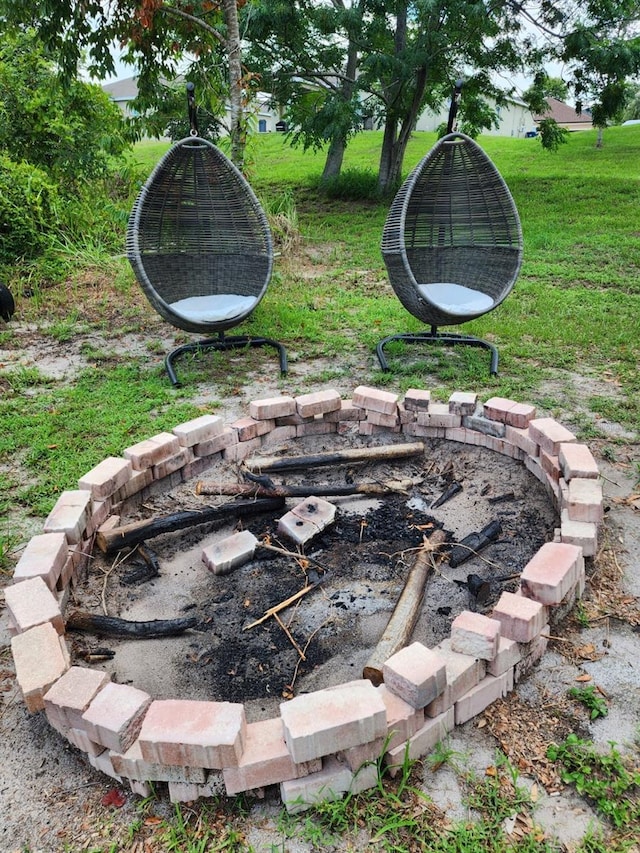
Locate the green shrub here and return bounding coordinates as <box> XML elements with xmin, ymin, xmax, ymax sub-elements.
<box><xmin>0</xmin><ymin>154</ymin><xmax>59</xmax><ymax>264</ymax></box>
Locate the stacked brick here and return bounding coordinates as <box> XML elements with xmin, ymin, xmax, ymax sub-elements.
<box><xmin>7</xmin><ymin>386</ymin><xmax>601</xmax><ymax>811</ymax></box>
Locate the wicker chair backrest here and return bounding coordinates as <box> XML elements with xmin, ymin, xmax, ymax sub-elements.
<box><xmin>127</xmin><ymin>137</ymin><xmax>273</xmax><ymax>334</ymax></box>
<box><xmin>381</xmin><ymin>132</ymin><xmax>522</xmax><ymax>328</ymax></box>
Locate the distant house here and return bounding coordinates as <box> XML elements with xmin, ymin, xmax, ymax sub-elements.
<box><xmin>533</xmin><ymin>97</ymin><xmax>593</xmax><ymax>132</ymax></box>
<box><xmin>102</xmin><ymin>77</ymin><xmax>281</xmax><ymax>133</ymax></box>
<box><xmin>415</xmin><ymin>94</ymin><xmax>534</xmax><ymax>138</ymax></box>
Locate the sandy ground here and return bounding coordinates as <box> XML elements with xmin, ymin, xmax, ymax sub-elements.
<box><xmin>1</xmin><ymin>323</ymin><xmax>639</xmax><ymax>852</ymax></box>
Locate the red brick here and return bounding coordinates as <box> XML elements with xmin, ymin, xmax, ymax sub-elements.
<box><xmin>43</xmin><ymin>490</ymin><xmax>92</xmax><ymax>544</ymax></box>
<box><xmin>138</xmin><ymin>699</ymin><xmax>246</xmax><ymax>769</ymax></box>
<box><xmin>352</xmin><ymin>385</ymin><xmax>399</xmax><ymax>415</ymax></box>
<box><xmin>450</xmin><ymin>611</ymin><xmax>501</xmax><ymax>661</ymax></box>
<box><xmin>11</xmin><ymin>623</ymin><xmax>70</xmax><ymax>712</ymax></box>
<box><xmin>296</xmin><ymin>420</ymin><xmax>337</xmax><ymax>436</ymax></box>
<box><xmin>78</xmin><ymin>457</ymin><xmax>132</xmax><ymax>500</ymax></box>
<box><xmin>403</xmin><ymin>389</ymin><xmax>431</xmax><ymax>412</ymax></box>
<box><xmin>66</xmin><ymin>726</ymin><xmax>105</xmax><ymax>757</ymax></box>
<box><xmin>323</xmin><ymin>400</ymin><xmax>362</xmax><ymax>422</ymax></box>
<box><xmin>486</xmin><ymin>636</ymin><xmax>521</xmax><ymax>677</ymax></box>
<box><xmin>12</xmin><ymin>532</ymin><xmax>68</xmax><ymax>589</ymax></box>
<box><xmin>223</xmin><ymin>717</ymin><xmax>321</xmax><ymax>795</ymax></box>
<box><xmin>483</xmin><ymin>397</ymin><xmax>517</xmax><ymax>422</ymax></box>
<box><xmin>505</xmin><ymin>425</ymin><xmax>538</xmax><ymax>457</ymax></box>
<box><xmin>295</xmin><ymin>389</ymin><xmax>342</xmax><ymax>418</ymax></box>
<box><xmin>560</xmin><ymin>510</ymin><xmax>598</xmax><ymax>557</ymax></box>
<box><xmin>528</xmin><ymin>418</ymin><xmax>577</xmax><ymax>456</ymax></box>
<box><xmin>520</xmin><ymin>542</ymin><xmax>582</xmax><ymax>605</ymax></box>
<box><xmin>231</xmin><ymin>416</ymin><xmax>274</xmax><ymax>441</ymax></box>
<box><xmin>376</xmin><ymin>684</ymin><xmax>425</xmax><ymax>751</ymax></box>
<box><xmin>540</xmin><ymin>449</ymin><xmax>561</xmax><ymax>482</ymax></box>
<box><xmin>382</xmin><ymin>642</ymin><xmax>447</xmax><ymax>709</ymax></box>
<box><xmin>366</xmin><ymin>410</ymin><xmax>400</xmax><ymax>428</ymax></box>
<box><xmin>82</xmin><ymin>682</ymin><xmax>152</xmax><ymax>753</ymax></box>
<box><xmin>123</xmin><ymin>432</ymin><xmax>181</xmax><ymax>470</ymax></box>
<box><xmin>566</xmin><ymin>478</ymin><xmax>603</xmax><ymax>523</ymax></box>
<box><xmin>280</xmin><ymin>679</ymin><xmax>387</xmax><ymax>763</ymax></box>
<box><xmin>4</xmin><ymin>576</ymin><xmax>64</xmax><ymax>636</ymax></box>
<box><xmin>416</xmin><ymin>403</ymin><xmax>461</xmax><ymax>428</ymax></box>
<box><xmin>249</xmin><ymin>396</ymin><xmax>296</xmax><ymax>420</ymax></box>
<box><xmin>491</xmin><ymin>591</ymin><xmax>547</xmax><ymax>642</ymax></box>
<box><xmin>193</xmin><ymin>426</ymin><xmax>238</xmax><ymax>457</ymax></box>
<box><xmin>111</xmin><ymin>739</ymin><xmax>208</xmax><ymax>783</ymax></box>
<box><xmin>558</xmin><ymin>443</ymin><xmax>599</xmax><ymax>480</ymax></box>
<box><xmin>173</xmin><ymin>414</ymin><xmax>224</xmax><ymax>447</ymax></box>
<box><xmin>506</xmin><ymin>403</ymin><xmax>537</xmax><ymax>428</ymax></box>
<box><xmin>384</xmin><ymin>707</ymin><xmax>455</xmax><ymax>776</ymax></box>
<box><xmin>280</xmin><ymin>755</ymin><xmax>353</xmax><ymax>813</ymax></box>
<box><xmin>222</xmin><ymin>436</ymin><xmax>263</xmax><ymax>462</ymax></box>
<box><xmin>448</xmin><ymin>391</ymin><xmax>478</xmax><ymax>415</ymax></box>
<box><xmin>112</xmin><ymin>467</ymin><xmax>154</xmax><ymax>502</ymax></box>
<box><xmin>44</xmin><ymin>666</ymin><xmax>110</xmax><ymax>732</ymax></box>
<box><xmin>425</xmin><ymin>638</ymin><xmax>486</xmax><ymax>717</ymax></box>
<box><xmin>454</xmin><ymin>670</ymin><xmax>514</xmax><ymax>724</ymax></box>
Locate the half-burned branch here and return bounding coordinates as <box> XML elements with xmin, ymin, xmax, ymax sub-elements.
<box><xmin>244</xmin><ymin>442</ymin><xmax>425</xmax><ymax>473</ymax></box>
<box><xmin>363</xmin><ymin>529</ymin><xmax>447</xmax><ymax>686</ymax></box>
<box><xmin>96</xmin><ymin>497</ymin><xmax>285</xmax><ymax>554</ymax></box>
<box><xmin>66</xmin><ymin>611</ymin><xmax>197</xmax><ymax>639</ymax></box>
<box><xmin>195</xmin><ymin>478</ymin><xmax>415</xmax><ymax>498</ymax></box>
<box><xmin>243</xmin><ymin>582</ymin><xmax>318</xmax><ymax>631</ymax></box>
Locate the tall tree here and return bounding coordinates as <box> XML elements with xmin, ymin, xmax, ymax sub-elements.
<box><xmin>0</xmin><ymin>0</ymin><xmax>252</xmax><ymax>168</ymax></box>
<box><xmin>522</xmin><ymin>0</ymin><xmax>640</xmax><ymax>148</ymax></box>
<box><xmin>247</xmin><ymin>1</ymin><xmax>529</xmax><ymax>193</ymax></box>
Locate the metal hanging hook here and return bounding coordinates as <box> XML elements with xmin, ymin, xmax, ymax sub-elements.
<box><xmin>447</xmin><ymin>78</ymin><xmax>464</xmax><ymax>134</ymax></box>
<box><xmin>186</xmin><ymin>81</ymin><xmax>198</xmax><ymax>136</ymax></box>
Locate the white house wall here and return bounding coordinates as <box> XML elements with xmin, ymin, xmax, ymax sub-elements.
<box><xmin>415</xmin><ymin>98</ymin><xmax>535</xmax><ymax>137</ymax></box>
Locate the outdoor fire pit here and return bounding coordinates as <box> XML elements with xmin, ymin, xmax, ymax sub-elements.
<box><xmin>7</xmin><ymin>386</ymin><xmax>602</xmax><ymax>811</ymax></box>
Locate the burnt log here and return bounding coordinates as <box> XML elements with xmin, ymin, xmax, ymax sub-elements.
<box><xmin>363</xmin><ymin>529</ymin><xmax>447</xmax><ymax>686</ymax></box>
<box><xmin>244</xmin><ymin>442</ymin><xmax>425</xmax><ymax>473</ymax></box>
<box><xmin>96</xmin><ymin>497</ymin><xmax>285</xmax><ymax>554</ymax></box>
<box><xmin>195</xmin><ymin>478</ymin><xmax>414</xmax><ymax>498</ymax></box>
<box><xmin>448</xmin><ymin>520</ymin><xmax>502</xmax><ymax>568</ymax></box>
<box><xmin>66</xmin><ymin>611</ymin><xmax>197</xmax><ymax>639</ymax></box>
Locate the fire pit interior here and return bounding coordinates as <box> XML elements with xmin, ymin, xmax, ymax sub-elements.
<box><xmin>69</xmin><ymin>435</ymin><xmax>557</xmax><ymax>723</ymax></box>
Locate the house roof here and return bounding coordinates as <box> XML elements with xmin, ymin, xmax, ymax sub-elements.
<box><xmin>102</xmin><ymin>76</ymin><xmax>138</xmax><ymax>101</ymax></box>
<box><xmin>533</xmin><ymin>97</ymin><xmax>591</xmax><ymax>127</ymax></box>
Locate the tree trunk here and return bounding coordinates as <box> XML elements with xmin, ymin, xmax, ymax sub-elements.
<box><xmin>223</xmin><ymin>0</ymin><xmax>245</xmax><ymax>170</ymax></box>
<box><xmin>596</xmin><ymin>126</ymin><xmax>604</xmax><ymax>149</ymax></box>
<box><xmin>322</xmin><ymin>136</ymin><xmax>347</xmax><ymax>181</ymax></box>
<box><xmin>321</xmin><ymin>18</ymin><xmax>360</xmax><ymax>182</ymax></box>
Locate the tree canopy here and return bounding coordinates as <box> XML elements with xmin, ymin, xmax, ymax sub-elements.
<box><xmin>1</xmin><ymin>0</ymin><xmax>638</xmax><ymax>190</ymax></box>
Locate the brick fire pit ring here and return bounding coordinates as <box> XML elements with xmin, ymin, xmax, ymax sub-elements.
<box><xmin>7</xmin><ymin>385</ymin><xmax>603</xmax><ymax>811</ymax></box>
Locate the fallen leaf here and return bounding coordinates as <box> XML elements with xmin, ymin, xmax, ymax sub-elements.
<box><xmin>530</xmin><ymin>782</ymin><xmax>539</xmax><ymax>802</ymax></box>
<box><xmin>143</xmin><ymin>816</ymin><xmax>162</xmax><ymax>826</ymax></box>
<box><xmin>476</xmin><ymin>717</ymin><xmax>487</xmax><ymax>728</ymax></box>
<box><xmin>575</xmin><ymin>673</ymin><xmax>592</xmax><ymax>682</ymax></box>
<box><xmin>485</xmin><ymin>765</ymin><xmax>497</xmax><ymax>777</ymax></box>
<box><xmin>101</xmin><ymin>788</ymin><xmax>126</xmax><ymax>808</ymax></box>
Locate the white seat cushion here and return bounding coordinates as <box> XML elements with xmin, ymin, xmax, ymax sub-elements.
<box><xmin>169</xmin><ymin>294</ymin><xmax>257</xmax><ymax>323</ymax></box>
<box><xmin>417</xmin><ymin>283</ymin><xmax>494</xmax><ymax>316</ymax></box>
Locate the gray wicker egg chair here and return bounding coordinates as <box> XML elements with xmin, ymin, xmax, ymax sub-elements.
<box><xmin>378</xmin><ymin>127</ymin><xmax>522</xmax><ymax>375</ymax></box>
<box><xmin>127</xmin><ymin>88</ymin><xmax>287</xmax><ymax>386</ymax></box>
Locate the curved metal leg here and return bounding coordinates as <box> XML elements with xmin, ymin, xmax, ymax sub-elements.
<box><xmin>376</xmin><ymin>331</ymin><xmax>499</xmax><ymax>376</ymax></box>
<box><xmin>165</xmin><ymin>334</ymin><xmax>288</xmax><ymax>387</ymax></box>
